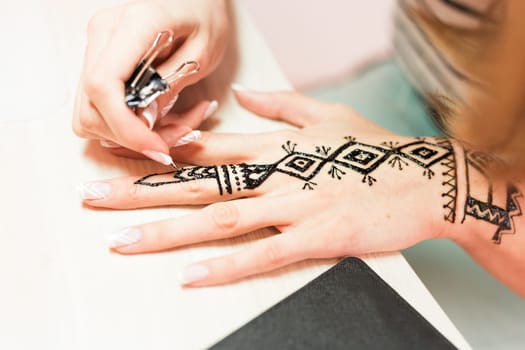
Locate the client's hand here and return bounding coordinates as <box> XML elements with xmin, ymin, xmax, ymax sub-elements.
<box><xmin>81</xmin><ymin>91</ymin><xmax>455</xmax><ymax>286</ymax></box>
<box><xmin>73</xmin><ymin>0</ymin><xmax>229</xmax><ymax>164</ymax></box>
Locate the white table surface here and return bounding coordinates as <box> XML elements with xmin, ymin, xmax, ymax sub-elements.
<box><xmin>0</xmin><ymin>1</ymin><xmax>470</xmax><ymax>349</ymax></box>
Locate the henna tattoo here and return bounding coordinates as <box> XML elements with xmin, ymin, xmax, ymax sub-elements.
<box><xmin>440</xmin><ymin>151</ymin><xmax>457</xmax><ymax>223</ymax></box>
<box><xmin>461</xmin><ymin>151</ymin><xmax>523</xmax><ymax>243</ymax></box>
<box><xmin>136</xmin><ymin>137</ymin><xmax>453</xmax><ymax>191</ymax></box>
<box><xmin>134</xmin><ymin>136</ymin><xmax>523</xmax><ymax>244</ymax></box>
<box><xmin>315</xmin><ymin>145</ymin><xmax>332</xmax><ymax>156</ymax></box>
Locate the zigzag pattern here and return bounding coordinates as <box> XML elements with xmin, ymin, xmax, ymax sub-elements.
<box><xmin>465</xmin><ymin>185</ymin><xmax>523</xmax><ymax>243</ymax></box>
<box><xmin>466</xmin><ymin>201</ymin><xmax>508</xmax><ymax>226</ymax></box>
<box><xmin>441</xmin><ymin>153</ymin><xmax>457</xmax><ymax>222</ymax></box>
<box><xmin>493</xmin><ymin>185</ymin><xmax>523</xmax><ymax>243</ymax></box>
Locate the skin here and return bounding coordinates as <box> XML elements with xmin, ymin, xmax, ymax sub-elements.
<box><xmin>83</xmin><ymin>90</ymin><xmax>525</xmax><ymax>297</ymax></box>
<box><xmin>72</xmin><ymin>0</ymin><xmax>230</xmax><ymax>159</ymax></box>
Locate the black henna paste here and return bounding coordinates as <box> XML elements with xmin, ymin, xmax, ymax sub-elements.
<box><xmin>136</xmin><ymin>137</ymin><xmax>453</xmax><ymax>194</ymax></box>
<box><xmin>134</xmin><ymin>137</ymin><xmax>523</xmax><ymax>243</ymax></box>
<box><xmin>461</xmin><ymin>150</ymin><xmax>523</xmax><ymax>243</ymax></box>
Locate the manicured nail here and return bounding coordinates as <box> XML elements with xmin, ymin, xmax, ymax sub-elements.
<box><xmin>204</xmin><ymin>100</ymin><xmax>218</xmax><ymax>120</ymax></box>
<box><xmin>99</xmin><ymin>140</ymin><xmax>121</xmax><ymax>148</ymax></box>
<box><xmin>174</xmin><ymin>130</ymin><xmax>201</xmax><ymax>147</ymax></box>
<box><xmin>142</xmin><ymin>150</ymin><xmax>174</xmax><ymax>166</ymax></box>
<box><xmin>142</xmin><ymin>101</ymin><xmax>158</xmax><ymax>130</ymax></box>
<box><xmin>178</xmin><ymin>264</ymin><xmax>209</xmax><ymax>285</ymax></box>
<box><xmin>105</xmin><ymin>227</ymin><xmax>142</xmax><ymax>248</ymax></box>
<box><xmin>161</xmin><ymin>94</ymin><xmax>179</xmax><ymax>117</ymax></box>
<box><xmin>231</xmin><ymin>83</ymin><xmax>250</xmax><ymax>92</ymax></box>
<box><xmin>78</xmin><ymin>182</ymin><xmax>111</xmax><ymax>200</ymax></box>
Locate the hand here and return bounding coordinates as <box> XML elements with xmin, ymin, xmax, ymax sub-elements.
<box><xmin>73</xmin><ymin>0</ymin><xmax>230</xmax><ymax>164</ymax></box>
<box><xmin>81</xmin><ymin>90</ymin><xmax>452</xmax><ymax>286</ymax></box>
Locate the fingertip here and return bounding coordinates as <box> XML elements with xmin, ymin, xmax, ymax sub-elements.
<box><xmin>100</xmin><ymin>139</ymin><xmax>122</xmax><ymax>149</ymax></box>
<box><xmin>78</xmin><ymin>181</ymin><xmax>112</xmax><ymax>201</ymax></box>
<box><xmin>231</xmin><ymin>83</ymin><xmax>251</xmax><ymax>93</ymax></box>
<box><xmin>177</xmin><ymin>263</ymin><xmax>211</xmax><ymax>287</ymax></box>
<box><xmin>157</xmin><ymin>124</ymin><xmax>194</xmax><ymax>148</ymax></box>
<box><xmin>204</xmin><ymin>100</ymin><xmax>219</xmax><ymax>120</ymax></box>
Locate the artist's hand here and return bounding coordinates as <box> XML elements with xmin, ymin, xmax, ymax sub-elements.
<box><xmin>81</xmin><ymin>91</ymin><xmax>452</xmax><ymax>286</ymax></box>
<box><xmin>73</xmin><ymin>0</ymin><xmax>229</xmax><ymax>164</ymax></box>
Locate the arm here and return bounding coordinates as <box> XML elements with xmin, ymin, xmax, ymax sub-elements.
<box><xmin>445</xmin><ymin>147</ymin><xmax>524</xmax><ymax>297</ymax></box>
<box><xmin>79</xmin><ymin>90</ymin><xmax>525</xmax><ymax>296</ymax></box>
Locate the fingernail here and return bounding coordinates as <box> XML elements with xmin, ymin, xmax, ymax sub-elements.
<box><xmin>231</xmin><ymin>83</ymin><xmax>250</xmax><ymax>92</ymax></box>
<box><xmin>204</xmin><ymin>100</ymin><xmax>218</xmax><ymax>120</ymax></box>
<box><xmin>174</xmin><ymin>130</ymin><xmax>201</xmax><ymax>147</ymax></box>
<box><xmin>78</xmin><ymin>182</ymin><xmax>111</xmax><ymax>200</ymax></box>
<box><xmin>142</xmin><ymin>150</ymin><xmax>174</xmax><ymax>166</ymax></box>
<box><xmin>105</xmin><ymin>227</ymin><xmax>142</xmax><ymax>248</ymax></box>
<box><xmin>178</xmin><ymin>264</ymin><xmax>209</xmax><ymax>285</ymax></box>
<box><xmin>161</xmin><ymin>94</ymin><xmax>179</xmax><ymax>118</ymax></box>
<box><xmin>100</xmin><ymin>140</ymin><xmax>121</xmax><ymax>149</ymax></box>
<box><xmin>143</xmin><ymin>101</ymin><xmax>158</xmax><ymax>130</ymax></box>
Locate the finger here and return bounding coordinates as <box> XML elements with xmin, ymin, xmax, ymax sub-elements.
<box><xmin>232</xmin><ymin>88</ymin><xmax>329</xmax><ymax>127</ymax></box>
<box><xmin>101</xmin><ymin>97</ymin><xmax>218</xmax><ymax>158</ymax></box>
<box><xmin>84</xmin><ymin>74</ymin><xmax>172</xmax><ymax>160</ymax></box>
<box><xmin>72</xmin><ymin>91</ymin><xmax>115</xmax><ymax>141</ymax></box>
<box><xmin>106</xmin><ymin>196</ymin><xmax>296</xmax><ymax>254</ymax></box>
<box><xmin>158</xmin><ymin>100</ymin><xmax>218</xmax><ymax>130</ymax></box>
<box><xmin>170</xmin><ymin>129</ymin><xmax>294</xmax><ymax>165</ymax></box>
<box><xmin>156</xmin><ymin>33</ymin><xmax>209</xmax><ymax>96</ymax></box>
<box><xmin>83</xmin><ymin>6</ymin><xmax>124</xmax><ymax>72</ymax></box>
<box><xmin>74</xmin><ymin>9</ymin><xmax>121</xmax><ymax>135</ymax></box>
<box><xmin>157</xmin><ymin>125</ymin><xmax>196</xmax><ymax>148</ymax></box>
<box><xmin>84</xmin><ymin>6</ymin><xmax>193</xmax><ymax>161</ymax></box>
<box><xmin>179</xmin><ymin>228</ymin><xmax>314</xmax><ymax>286</ymax></box>
<box><xmin>99</xmin><ymin>124</ymin><xmax>197</xmax><ymax>157</ymax></box>
<box><xmin>81</xmin><ymin>161</ymin><xmax>271</xmax><ymax>209</ymax></box>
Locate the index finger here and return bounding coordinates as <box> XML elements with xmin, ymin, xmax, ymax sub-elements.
<box><xmin>84</xmin><ymin>5</ymin><xmax>193</xmax><ymax>158</ymax></box>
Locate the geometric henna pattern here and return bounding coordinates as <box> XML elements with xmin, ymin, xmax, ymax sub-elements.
<box><xmin>136</xmin><ymin>137</ymin><xmax>453</xmax><ymax>192</ymax></box>
<box><xmin>440</xmin><ymin>147</ymin><xmax>458</xmax><ymax>223</ymax></box>
<box><xmin>134</xmin><ymin>137</ymin><xmax>523</xmax><ymax>243</ymax></box>
<box><xmin>462</xmin><ymin>150</ymin><xmax>523</xmax><ymax>243</ymax></box>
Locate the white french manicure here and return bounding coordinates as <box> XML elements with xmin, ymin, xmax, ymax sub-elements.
<box><xmin>142</xmin><ymin>150</ymin><xmax>174</xmax><ymax>166</ymax></box>
<box><xmin>178</xmin><ymin>264</ymin><xmax>210</xmax><ymax>285</ymax></box>
<box><xmin>161</xmin><ymin>94</ymin><xmax>179</xmax><ymax>118</ymax></box>
<box><xmin>100</xmin><ymin>140</ymin><xmax>121</xmax><ymax>149</ymax></box>
<box><xmin>105</xmin><ymin>227</ymin><xmax>142</xmax><ymax>248</ymax></box>
<box><xmin>174</xmin><ymin>130</ymin><xmax>201</xmax><ymax>147</ymax></box>
<box><xmin>231</xmin><ymin>83</ymin><xmax>250</xmax><ymax>92</ymax></box>
<box><xmin>78</xmin><ymin>182</ymin><xmax>111</xmax><ymax>200</ymax></box>
<box><xmin>204</xmin><ymin>100</ymin><xmax>219</xmax><ymax>120</ymax></box>
<box><xmin>143</xmin><ymin>101</ymin><xmax>158</xmax><ymax>130</ymax></box>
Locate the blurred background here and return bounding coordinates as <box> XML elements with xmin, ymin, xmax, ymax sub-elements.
<box><xmin>244</xmin><ymin>0</ymin><xmax>394</xmax><ymax>89</ymax></box>
<box><xmin>243</xmin><ymin>1</ymin><xmax>525</xmax><ymax>350</ymax></box>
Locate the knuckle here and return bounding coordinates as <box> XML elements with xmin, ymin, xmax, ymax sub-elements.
<box><xmin>207</xmin><ymin>202</ymin><xmax>240</xmax><ymax>233</ymax></box>
<box><xmin>78</xmin><ymin>112</ymin><xmax>99</xmax><ymax>133</ymax></box>
<box><xmin>127</xmin><ymin>183</ymin><xmax>145</xmax><ymax>202</ymax></box>
<box><xmin>83</xmin><ymin>73</ymin><xmax>107</xmax><ymax>98</ymax></box>
<box><xmin>178</xmin><ymin>178</ymin><xmax>204</xmax><ymax>197</ymax></box>
<box><xmin>262</xmin><ymin>242</ymin><xmax>285</xmax><ymax>266</ymax></box>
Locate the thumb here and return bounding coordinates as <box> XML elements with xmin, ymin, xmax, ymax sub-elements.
<box><xmin>231</xmin><ymin>86</ymin><xmax>328</xmax><ymax>127</ymax></box>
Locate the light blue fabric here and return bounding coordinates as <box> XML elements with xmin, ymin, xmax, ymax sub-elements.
<box><xmin>308</xmin><ymin>60</ymin><xmax>525</xmax><ymax>350</ymax></box>
<box><xmin>308</xmin><ymin>60</ymin><xmax>443</xmax><ymax>137</ymax></box>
